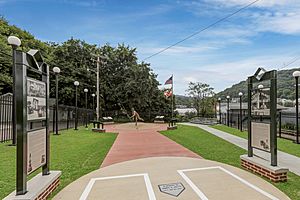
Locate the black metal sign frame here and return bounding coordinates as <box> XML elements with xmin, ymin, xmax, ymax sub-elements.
<box><xmin>247</xmin><ymin>68</ymin><xmax>277</xmax><ymax>166</ymax></box>
<box><xmin>15</xmin><ymin>50</ymin><xmax>50</xmax><ymax>195</ymax></box>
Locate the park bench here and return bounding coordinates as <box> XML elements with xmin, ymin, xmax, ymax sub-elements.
<box><xmin>91</xmin><ymin>120</ymin><xmax>106</xmax><ymax>133</ymax></box>
<box><xmin>102</xmin><ymin>116</ymin><xmax>114</xmax><ymax>124</ymax></box>
<box><xmin>154</xmin><ymin>115</ymin><xmax>165</xmax><ymax>123</ymax></box>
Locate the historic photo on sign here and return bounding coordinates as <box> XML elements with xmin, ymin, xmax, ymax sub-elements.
<box><xmin>251</xmin><ymin>87</ymin><xmax>270</xmax><ymax>116</ymax></box>
<box><xmin>27</xmin><ymin>128</ymin><xmax>46</xmax><ymax>174</ymax></box>
<box><xmin>251</xmin><ymin>122</ymin><xmax>270</xmax><ymax>152</ymax></box>
<box><xmin>27</xmin><ymin>78</ymin><xmax>46</xmax><ymax>120</ymax></box>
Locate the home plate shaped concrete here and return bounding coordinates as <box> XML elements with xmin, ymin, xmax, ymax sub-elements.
<box><xmin>54</xmin><ymin>157</ymin><xmax>289</xmax><ymax>200</ymax></box>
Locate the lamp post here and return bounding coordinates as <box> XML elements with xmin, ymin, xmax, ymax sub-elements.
<box><xmin>239</xmin><ymin>92</ymin><xmax>243</xmax><ymax>132</ymax></box>
<box><xmin>53</xmin><ymin>67</ymin><xmax>61</xmax><ymax>135</ymax></box>
<box><xmin>74</xmin><ymin>81</ymin><xmax>79</xmax><ymax>130</ymax></box>
<box><xmin>84</xmin><ymin>88</ymin><xmax>88</xmax><ymax>128</ymax></box>
<box><xmin>258</xmin><ymin>84</ymin><xmax>264</xmax><ymax>109</ymax></box>
<box><xmin>226</xmin><ymin>95</ymin><xmax>230</xmax><ymax>126</ymax></box>
<box><xmin>218</xmin><ymin>97</ymin><xmax>221</xmax><ymax>124</ymax></box>
<box><xmin>7</xmin><ymin>36</ymin><xmax>21</xmax><ymax>145</ymax></box>
<box><xmin>293</xmin><ymin>71</ymin><xmax>300</xmax><ymax>144</ymax></box>
<box><xmin>92</xmin><ymin>93</ymin><xmax>95</xmax><ymax>114</ymax></box>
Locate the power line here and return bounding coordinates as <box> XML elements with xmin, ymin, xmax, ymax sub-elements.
<box><xmin>279</xmin><ymin>55</ymin><xmax>300</xmax><ymax>70</ymax></box>
<box><xmin>143</xmin><ymin>0</ymin><xmax>260</xmax><ymax>61</ymax></box>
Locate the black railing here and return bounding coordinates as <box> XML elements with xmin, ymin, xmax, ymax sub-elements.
<box><xmin>220</xmin><ymin>111</ymin><xmax>299</xmax><ymax>141</ymax></box>
<box><xmin>0</xmin><ymin>94</ymin><xmax>94</xmax><ymax>142</ymax></box>
<box><xmin>0</xmin><ymin>93</ymin><xmax>13</xmax><ymax>142</ymax></box>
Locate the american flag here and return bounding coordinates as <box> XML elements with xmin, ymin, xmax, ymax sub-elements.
<box><xmin>164</xmin><ymin>76</ymin><xmax>173</xmax><ymax>85</ymax></box>
<box><xmin>164</xmin><ymin>88</ymin><xmax>173</xmax><ymax>97</ymax></box>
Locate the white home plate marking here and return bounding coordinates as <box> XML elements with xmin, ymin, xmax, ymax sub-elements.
<box><xmin>79</xmin><ymin>173</ymin><xmax>156</xmax><ymax>200</ymax></box>
<box><xmin>178</xmin><ymin>166</ymin><xmax>280</xmax><ymax>200</ymax></box>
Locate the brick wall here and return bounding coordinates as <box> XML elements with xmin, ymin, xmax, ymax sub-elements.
<box><xmin>241</xmin><ymin>159</ymin><xmax>287</xmax><ymax>183</ymax></box>
<box><xmin>35</xmin><ymin>178</ymin><xmax>60</xmax><ymax>200</ymax></box>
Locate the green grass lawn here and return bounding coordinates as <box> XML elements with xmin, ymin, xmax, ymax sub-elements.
<box><xmin>211</xmin><ymin>124</ymin><xmax>300</xmax><ymax>158</ymax></box>
<box><xmin>0</xmin><ymin>126</ymin><xmax>116</xmax><ymax>199</ymax></box>
<box><xmin>161</xmin><ymin>125</ymin><xmax>300</xmax><ymax>200</ymax></box>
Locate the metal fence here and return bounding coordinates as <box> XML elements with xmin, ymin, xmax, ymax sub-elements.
<box><xmin>103</xmin><ymin>110</ymin><xmax>171</xmax><ymax>123</ymax></box>
<box><xmin>0</xmin><ymin>93</ymin><xmax>94</xmax><ymax>143</ymax></box>
<box><xmin>219</xmin><ymin>111</ymin><xmax>299</xmax><ymax>141</ymax></box>
<box><xmin>0</xmin><ymin>93</ymin><xmax>13</xmax><ymax>142</ymax></box>
<box><xmin>49</xmin><ymin>105</ymin><xmax>94</xmax><ymax>132</ymax></box>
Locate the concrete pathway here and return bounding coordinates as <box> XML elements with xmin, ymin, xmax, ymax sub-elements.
<box><xmin>54</xmin><ymin>123</ymin><xmax>291</xmax><ymax>200</ymax></box>
<box><xmin>54</xmin><ymin>157</ymin><xmax>289</xmax><ymax>200</ymax></box>
<box><xmin>101</xmin><ymin>122</ymin><xmax>200</xmax><ymax>167</ymax></box>
<box><xmin>182</xmin><ymin>123</ymin><xmax>300</xmax><ymax>176</ymax></box>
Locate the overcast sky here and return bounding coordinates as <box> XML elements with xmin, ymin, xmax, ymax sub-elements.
<box><xmin>1</xmin><ymin>0</ymin><xmax>300</xmax><ymax>95</ymax></box>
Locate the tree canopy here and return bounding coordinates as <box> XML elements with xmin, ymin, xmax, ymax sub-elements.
<box><xmin>186</xmin><ymin>82</ymin><xmax>215</xmax><ymax>116</ymax></box>
<box><xmin>0</xmin><ymin>17</ymin><xmax>170</xmax><ymax>119</ymax></box>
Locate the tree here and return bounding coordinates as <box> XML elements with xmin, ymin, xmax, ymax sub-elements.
<box><xmin>186</xmin><ymin>82</ymin><xmax>215</xmax><ymax>117</ymax></box>
<box><xmin>0</xmin><ymin>17</ymin><xmax>169</xmax><ymax>120</ymax></box>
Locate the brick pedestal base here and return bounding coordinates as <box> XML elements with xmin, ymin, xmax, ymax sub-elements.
<box><xmin>36</xmin><ymin>177</ymin><xmax>60</xmax><ymax>200</ymax></box>
<box><xmin>167</xmin><ymin>126</ymin><xmax>177</xmax><ymax>130</ymax></box>
<box><xmin>4</xmin><ymin>171</ymin><xmax>61</xmax><ymax>200</ymax></box>
<box><xmin>92</xmin><ymin>128</ymin><xmax>106</xmax><ymax>133</ymax></box>
<box><xmin>240</xmin><ymin>155</ymin><xmax>288</xmax><ymax>183</ymax></box>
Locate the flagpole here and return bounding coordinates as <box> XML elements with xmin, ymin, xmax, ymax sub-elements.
<box><xmin>172</xmin><ymin>74</ymin><xmax>174</xmax><ymax>119</ymax></box>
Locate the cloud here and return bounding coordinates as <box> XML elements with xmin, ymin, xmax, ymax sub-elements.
<box><xmin>139</xmin><ymin>44</ymin><xmax>220</xmax><ymax>56</ymax></box>
<box><xmin>61</xmin><ymin>0</ymin><xmax>102</xmax><ymax>7</ymax></box>
<box><xmin>203</xmin><ymin>0</ymin><xmax>296</xmax><ymax>8</ymax></box>
<box><xmin>153</xmin><ymin>52</ymin><xmax>300</xmax><ymax>95</ymax></box>
<box><xmin>254</xmin><ymin>11</ymin><xmax>300</xmax><ymax>34</ymax></box>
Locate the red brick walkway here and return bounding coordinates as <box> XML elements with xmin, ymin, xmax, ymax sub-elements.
<box><xmin>101</xmin><ymin>122</ymin><xmax>201</xmax><ymax>167</ymax></box>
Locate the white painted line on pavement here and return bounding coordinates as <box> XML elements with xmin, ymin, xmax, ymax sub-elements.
<box><xmin>178</xmin><ymin>170</ymin><xmax>209</xmax><ymax>200</ymax></box>
<box><xmin>79</xmin><ymin>173</ymin><xmax>156</xmax><ymax>200</ymax></box>
<box><xmin>178</xmin><ymin>166</ymin><xmax>280</xmax><ymax>200</ymax></box>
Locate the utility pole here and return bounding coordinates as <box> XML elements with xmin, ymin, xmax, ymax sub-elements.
<box><xmin>89</xmin><ymin>55</ymin><xmax>107</xmax><ymax>121</ymax></box>
<box><xmin>96</xmin><ymin>56</ymin><xmax>100</xmax><ymax>121</ymax></box>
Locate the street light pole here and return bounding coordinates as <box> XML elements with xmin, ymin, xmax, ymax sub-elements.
<box><xmin>84</xmin><ymin>88</ymin><xmax>88</xmax><ymax>128</ymax></box>
<box><xmin>218</xmin><ymin>97</ymin><xmax>221</xmax><ymax>124</ymax></box>
<box><xmin>239</xmin><ymin>92</ymin><xmax>243</xmax><ymax>132</ymax></box>
<box><xmin>53</xmin><ymin>67</ymin><xmax>61</xmax><ymax>135</ymax></box>
<box><xmin>7</xmin><ymin>36</ymin><xmax>21</xmax><ymax>145</ymax></box>
<box><xmin>293</xmin><ymin>71</ymin><xmax>300</xmax><ymax>144</ymax></box>
<box><xmin>92</xmin><ymin>93</ymin><xmax>95</xmax><ymax>115</ymax></box>
<box><xmin>226</xmin><ymin>96</ymin><xmax>230</xmax><ymax>126</ymax></box>
<box><xmin>74</xmin><ymin>81</ymin><xmax>79</xmax><ymax>130</ymax></box>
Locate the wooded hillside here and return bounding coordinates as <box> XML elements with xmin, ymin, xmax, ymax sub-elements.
<box><xmin>217</xmin><ymin>68</ymin><xmax>299</xmax><ymax>100</ymax></box>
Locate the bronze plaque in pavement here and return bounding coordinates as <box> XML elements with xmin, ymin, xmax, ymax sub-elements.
<box><xmin>158</xmin><ymin>182</ymin><xmax>185</xmax><ymax>197</ymax></box>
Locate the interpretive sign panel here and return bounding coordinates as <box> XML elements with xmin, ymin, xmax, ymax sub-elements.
<box><xmin>13</xmin><ymin>49</ymin><xmax>51</xmax><ymax>195</ymax></box>
<box><xmin>247</xmin><ymin>68</ymin><xmax>277</xmax><ymax>166</ymax></box>
<box><xmin>27</xmin><ymin>128</ymin><xmax>46</xmax><ymax>175</ymax></box>
<box><xmin>27</xmin><ymin>78</ymin><xmax>46</xmax><ymax>121</ymax></box>
<box><xmin>251</xmin><ymin>87</ymin><xmax>270</xmax><ymax>116</ymax></box>
<box><xmin>158</xmin><ymin>182</ymin><xmax>185</xmax><ymax>197</ymax></box>
<box><xmin>251</xmin><ymin>122</ymin><xmax>270</xmax><ymax>152</ymax></box>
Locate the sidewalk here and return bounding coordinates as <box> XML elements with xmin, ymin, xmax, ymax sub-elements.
<box><xmin>101</xmin><ymin>122</ymin><xmax>201</xmax><ymax>167</ymax></box>
<box><xmin>182</xmin><ymin>123</ymin><xmax>300</xmax><ymax>176</ymax></box>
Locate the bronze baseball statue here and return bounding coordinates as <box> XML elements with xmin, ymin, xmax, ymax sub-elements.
<box><xmin>130</xmin><ymin>108</ymin><xmax>144</xmax><ymax>127</ymax></box>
